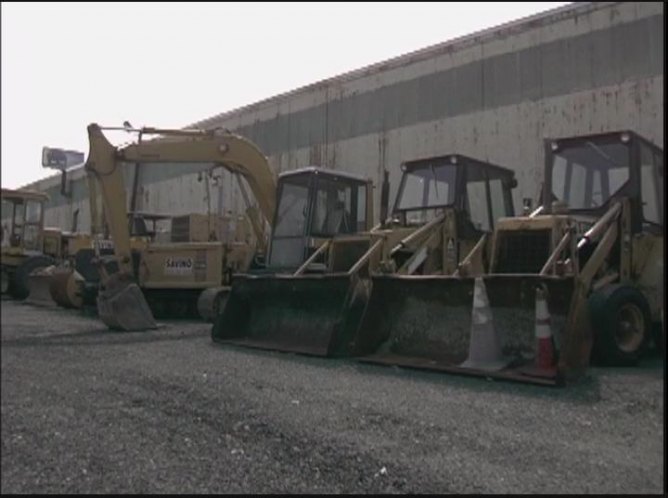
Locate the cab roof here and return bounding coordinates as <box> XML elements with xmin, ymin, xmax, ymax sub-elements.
<box><xmin>1</xmin><ymin>188</ymin><xmax>50</xmax><ymax>203</ymax></box>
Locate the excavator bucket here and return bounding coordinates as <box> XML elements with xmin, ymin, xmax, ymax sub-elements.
<box><xmin>212</xmin><ymin>273</ymin><xmax>369</xmax><ymax>356</ymax></box>
<box><xmin>351</xmin><ymin>274</ymin><xmax>575</xmax><ymax>386</ymax></box>
<box><xmin>25</xmin><ymin>265</ymin><xmax>58</xmax><ymax>306</ymax></box>
<box><xmin>49</xmin><ymin>267</ymin><xmax>84</xmax><ymax>309</ymax></box>
<box><xmin>96</xmin><ymin>273</ymin><xmax>157</xmax><ymax>331</ymax></box>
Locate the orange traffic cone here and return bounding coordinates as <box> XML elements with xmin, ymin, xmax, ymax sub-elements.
<box><xmin>460</xmin><ymin>277</ymin><xmax>511</xmax><ymax>372</ymax></box>
<box><xmin>520</xmin><ymin>286</ymin><xmax>557</xmax><ymax>379</ymax></box>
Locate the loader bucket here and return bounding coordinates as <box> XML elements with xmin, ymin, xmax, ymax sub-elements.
<box><xmin>49</xmin><ymin>267</ymin><xmax>84</xmax><ymax>309</ymax></box>
<box><xmin>212</xmin><ymin>273</ymin><xmax>369</xmax><ymax>357</ymax></box>
<box><xmin>26</xmin><ymin>265</ymin><xmax>58</xmax><ymax>306</ymax></box>
<box><xmin>96</xmin><ymin>273</ymin><xmax>157</xmax><ymax>331</ymax></box>
<box><xmin>352</xmin><ymin>274</ymin><xmax>575</xmax><ymax>386</ymax></box>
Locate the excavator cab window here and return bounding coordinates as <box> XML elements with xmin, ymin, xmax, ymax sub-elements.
<box><xmin>394</xmin><ymin>156</ymin><xmax>515</xmax><ymax>230</ymax></box>
<box><xmin>310</xmin><ymin>178</ymin><xmax>355</xmax><ymax>236</ymax></box>
<box><xmin>23</xmin><ymin>200</ymin><xmax>43</xmax><ymax>251</ymax></box>
<box><xmin>6</xmin><ymin>199</ymin><xmax>26</xmax><ymax>248</ymax></box>
<box><xmin>0</xmin><ymin>196</ymin><xmax>44</xmax><ymax>250</ymax></box>
<box><xmin>267</xmin><ymin>169</ymin><xmax>369</xmax><ymax>271</ymax></box>
<box><xmin>549</xmin><ymin>137</ymin><xmax>631</xmax><ymax>211</ymax></box>
<box><xmin>463</xmin><ymin>162</ymin><xmax>516</xmax><ymax>233</ymax></box>
<box><xmin>394</xmin><ymin>161</ymin><xmax>458</xmax><ymax>225</ymax></box>
<box><xmin>639</xmin><ymin>141</ymin><xmax>664</xmax><ymax>228</ymax></box>
<box><xmin>268</xmin><ymin>173</ymin><xmax>313</xmax><ymax>269</ymax></box>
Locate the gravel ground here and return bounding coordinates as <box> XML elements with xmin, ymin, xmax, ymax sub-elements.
<box><xmin>1</xmin><ymin>299</ymin><xmax>664</xmax><ymax>494</ymax></box>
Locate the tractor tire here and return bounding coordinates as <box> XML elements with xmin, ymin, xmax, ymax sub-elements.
<box><xmin>589</xmin><ymin>284</ymin><xmax>651</xmax><ymax>367</ymax></box>
<box><xmin>10</xmin><ymin>255</ymin><xmax>56</xmax><ymax>300</ymax></box>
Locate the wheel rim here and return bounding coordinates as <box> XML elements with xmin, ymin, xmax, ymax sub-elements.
<box><xmin>614</xmin><ymin>303</ymin><xmax>645</xmax><ymax>353</ymax></box>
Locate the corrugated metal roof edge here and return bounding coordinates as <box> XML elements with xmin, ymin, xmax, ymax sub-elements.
<box><xmin>188</xmin><ymin>2</ymin><xmax>608</xmax><ymax>129</ymax></box>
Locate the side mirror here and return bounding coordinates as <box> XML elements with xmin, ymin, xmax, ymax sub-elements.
<box><xmin>42</xmin><ymin>147</ymin><xmax>85</xmax><ymax>199</ymax></box>
<box><xmin>41</xmin><ymin>147</ymin><xmax>85</xmax><ymax>171</ymax></box>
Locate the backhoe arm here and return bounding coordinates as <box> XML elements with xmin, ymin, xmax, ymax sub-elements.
<box><xmin>85</xmin><ymin>168</ymin><xmax>104</xmax><ymax>237</ymax></box>
<box><xmin>85</xmin><ymin>125</ymin><xmax>133</xmax><ymax>274</ymax></box>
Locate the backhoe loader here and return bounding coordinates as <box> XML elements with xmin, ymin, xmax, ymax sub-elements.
<box><xmin>351</xmin><ymin>130</ymin><xmax>663</xmax><ymax>386</ymax></box>
<box><xmin>2</xmin><ymin>188</ymin><xmax>62</xmax><ymax>299</ymax></box>
<box><xmin>212</xmin><ymin>154</ymin><xmax>518</xmax><ymax>357</ymax></box>
<box><xmin>211</xmin><ymin>165</ymin><xmax>376</xmax><ymax>354</ymax></box>
<box><xmin>84</xmin><ymin>123</ymin><xmax>277</xmax><ymax>331</ymax></box>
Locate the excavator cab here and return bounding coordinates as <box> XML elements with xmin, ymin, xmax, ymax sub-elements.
<box><xmin>353</xmin><ymin>131</ymin><xmax>663</xmax><ymax>386</ymax></box>
<box><xmin>83</xmin><ymin>123</ymin><xmax>277</xmax><ymax>332</ymax></box>
<box><xmin>265</xmin><ymin>167</ymin><xmax>370</xmax><ymax>272</ymax></box>
<box><xmin>381</xmin><ymin>155</ymin><xmax>516</xmax><ymax>275</ymax></box>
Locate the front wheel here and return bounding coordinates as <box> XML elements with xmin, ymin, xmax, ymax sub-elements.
<box><xmin>589</xmin><ymin>284</ymin><xmax>651</xmax><ymax>366</ymax></box>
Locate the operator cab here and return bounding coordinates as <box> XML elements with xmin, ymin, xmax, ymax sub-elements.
<box><xmin>1</xmin><ymin>189</ymin><xmax>48</xmax><ymax>252</ymax></box>
<box><xmin>545</xmin><ymin>131</ymin><xmax>664</xmax><ymax>235</ymax></box>
<box><xmin>391</xmin><ymin>154</ymin><xmax>517</xmax><ymax>234</ymax></box>
<box><xmin>267</xmin><ymin>167</ymin><xmax>373</xmax><ymax>271</ymax></box>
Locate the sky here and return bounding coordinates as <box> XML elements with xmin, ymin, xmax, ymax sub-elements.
<box><xmin>1</xmin><ymin>2</ymin><xmax>569</xmax><ymax>189</ymax></box>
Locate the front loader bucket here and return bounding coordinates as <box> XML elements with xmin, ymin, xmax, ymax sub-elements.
<box><xmin>97</xmin><ymin>274</ymin><xmax>157</xmax><ymax>331</ymax></box>
<box><xmin>49</xmin><ymin>268</ymin><xmax>84</xmax><ymax>309</ymax></box>
<box><xmin>352</xmin><ymin>274</ymin><xmax>575</xmax><ymax>386</ymax></box>
<box><xmin>26</xmin><ymin>265</ymin><xmax>58</xmax><ymax>306</ymax></box>
<box><xmin>212</xmin><ymin>273</ymin><xmax>369</xmax><ymax>357</ymax></box>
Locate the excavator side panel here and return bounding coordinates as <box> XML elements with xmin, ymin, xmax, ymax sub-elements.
<box><xmin>352</xmin><ymin>274</ymin><xmax>575</xmax><ymax>385</ymax></box>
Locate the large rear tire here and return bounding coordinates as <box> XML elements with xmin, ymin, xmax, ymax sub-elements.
<box><xmin>589</xmin><ymin>284</ymin><xmax>651</xmax><ymax>366</ymax></box>
<box><xmin>10</xmin><ymin>255</ymin><xmax>56</xmax><ymax>300</ymax></box>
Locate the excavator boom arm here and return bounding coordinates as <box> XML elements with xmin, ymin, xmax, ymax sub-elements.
<box><xmin>84</xmin><ymin>123</ymin><xmax>276</xmax><ymax>278</ymax></box>
<box><xmin>119</xmin><ymin>133</ymin><xmax>276</xmax><ymax>224</ymax></box>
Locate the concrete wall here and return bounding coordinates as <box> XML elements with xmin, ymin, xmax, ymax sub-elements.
<box><xmin>21</xmin><ymin>1</ymin><xmax>664</xmax><ymax>231</ymax></box>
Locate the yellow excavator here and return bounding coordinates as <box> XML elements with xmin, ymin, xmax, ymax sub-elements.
<box><xmin>83</xmin><ymin>123</ymin><xmax>277</xmax><ymax>331</ymax></box>
<box><xmin>211</xmin><ymin>154</ymin><xmax>518</xmax><ymax>357</ymax></box>
<box><xmin>350</xmin><ymin>130</ymin><xmax>664</xmax><ymax>386</ymax></box>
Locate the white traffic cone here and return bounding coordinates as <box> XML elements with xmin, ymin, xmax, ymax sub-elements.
<box><xmin>520</xmin><ymin>286</ymin><xmax>557</xmax><ymax>379</ymax></box>
<box><xmin>460</xmin><ymin>277</ymin><xmax>511</xmax><ymax>371</ymax></box>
